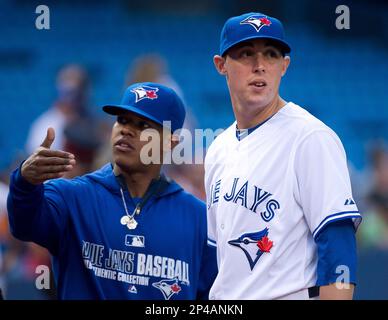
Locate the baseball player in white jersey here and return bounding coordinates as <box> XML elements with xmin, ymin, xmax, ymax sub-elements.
<box><xmin>205</xmin><ymin>12</ymin><xmax>362</xmax><ymax>300</ymax></box>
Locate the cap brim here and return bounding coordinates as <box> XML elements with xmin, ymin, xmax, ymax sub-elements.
<box><xmin>102</xmin><ymin>104</ymin><xmax>164</xmax><ymax>128</ymax></box>
<box><xmin>222</xmin><ymin>35</ymin><xmax>291</xmax><ymax>56</ymax></box>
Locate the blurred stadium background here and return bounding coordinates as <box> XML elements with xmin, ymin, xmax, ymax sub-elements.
<box><xmin>0</xmin><ymin>0</ymin><xmax>387</xmax><ymax>299</ymax></box>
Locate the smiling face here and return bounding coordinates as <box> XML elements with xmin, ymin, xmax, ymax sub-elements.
<box><xmin>214</xmin><ymin>38</ymin><xmax>290</xmax><ymax>126</ymax></box>
<box><xmin>111</xmin><ymin>111</ymin><xmax>166</xmax><ymax>173</ymax></box>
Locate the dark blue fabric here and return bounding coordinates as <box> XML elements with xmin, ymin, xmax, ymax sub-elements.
<box><xmin>7</xmin><ymin>163</ymin><xmax>217</xmax><ymax>300</ymax></box>
<box><xmin>132</xmin><ymin>197</ymin><xmax>141</xmax><ymax>205</ymax></box>
<box><xmin>315</xmin><ymin>219</ymin><xmax>357</xmax><ymax>286</ymax></box>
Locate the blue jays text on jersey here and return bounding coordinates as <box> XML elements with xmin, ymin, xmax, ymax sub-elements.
<box><xmin>208</xmin><ymin>177</ymin><xmax>280</xmax><ymax>222</ymax></box>
<box><xmin>7</xmin><ymin>163</ymin><xmax>217</xmax><ymax>299</ymax></box>
<box><xmin>82</xmin><ymin>240</ymin><xmax>190</xmax><ymax>285</ymax></box>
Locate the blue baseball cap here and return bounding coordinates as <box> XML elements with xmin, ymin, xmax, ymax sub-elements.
<box><xmin>103</xmin><ymin>82</ymin><xmax>186</xmax><ymax>133</ymax></box>
<box><xmin>219</xmin><ymin>12</ymin><xmax>291</xmax><ymax>56</ymax></box>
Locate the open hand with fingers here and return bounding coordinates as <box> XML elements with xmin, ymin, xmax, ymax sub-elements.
<box><xmin>21</xmin><ymin>127</ymin><xmax>76</xmax><ymax>185</ymax></box>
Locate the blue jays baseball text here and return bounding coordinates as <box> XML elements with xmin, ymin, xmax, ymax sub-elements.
<box><xmin>82</xmin><ymin>240</ymin><xmax>190</xmax><ymax>299</ymax></box>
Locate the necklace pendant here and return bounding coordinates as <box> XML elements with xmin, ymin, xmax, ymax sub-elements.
<box><xmin>120</xmin><ymin>215</ymin><xmax>130</xmax><ymax>225</ymax></box>
<box><xmin>127</xmin><ymin>218</ymin><xmax>138</xmax><ymax>230</ymax></box>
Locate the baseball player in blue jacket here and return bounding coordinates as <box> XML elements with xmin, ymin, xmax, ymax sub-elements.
<box><xmin>7</xmin><ymin>82</ymin><xmax>217</xmax><ymax>300</ymax></box>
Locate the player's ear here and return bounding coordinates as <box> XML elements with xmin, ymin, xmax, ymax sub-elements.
<box><xmin>281</xmin><ymin>55</ymin><xmax>290</xmax><ymax>77</ymax></box>
<box><xmin>213</xmin><ymin>55</ymin><xmax>227</xmax><ymax>75</ymax></box>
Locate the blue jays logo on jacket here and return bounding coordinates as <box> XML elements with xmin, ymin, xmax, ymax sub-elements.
<box><xmin>131</xmin><ymin>85</ymin><xmax>159</xmax><ymax>102</ymax></box>
<box><xmin>152</xmin><ymin>277</ymin><xmax>182</xmax><ymax>300</ymax></box>
<box><xmin>228</xmin><ymin>227</ymin><xmax>273</xmax><ymax>270</ymax></box>
<box><xmin>240</xmin><ymin>15</ymin><xmax>271</xmax><ymax>32</ymax></box>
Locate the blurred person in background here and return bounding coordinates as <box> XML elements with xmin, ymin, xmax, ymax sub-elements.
<box><xmin>25</xmin><ymin>64</ymin><xmax>91</xmax><ymax>154</ymax></box>
<box><xmin>126</xmin><ymin>54</ymin><xmax>184</xmax><ymax>100</ymax></box>
<box><xmin>125</xmin><ymin>54</ymin><xmax>199</xmax><ymax>134</ymax></box>
<box><xmin>358</xmin><ymin>145</ymin><xmax>388</xmax><ymax>249</ymax></box>
<box><xmin>62</xmin><ymin>119</ymin><xmax>102</xmax><ymax>179</ymax></box>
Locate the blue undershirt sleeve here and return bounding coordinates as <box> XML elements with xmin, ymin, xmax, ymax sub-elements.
<box><xmin>7</xmin><ymin>165</ymin><xmax>69</xmax><ymax>255</ymax></box>
<box><xmin>315</xmin><ymin>219</ymin><xmax>357</xmax><ymax>286</ymax></box>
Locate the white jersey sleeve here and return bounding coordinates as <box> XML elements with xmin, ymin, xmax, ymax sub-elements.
<box><xmin>294</xmin><ymin>129</ymin><xmax>362</xmax><ymax>240</ymax></box>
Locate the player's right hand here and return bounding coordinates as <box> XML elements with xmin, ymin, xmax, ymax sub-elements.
<box><xmin>21</xmin><ymin>127</ymin><xmax>76</xmax><ymax>185</ymax></box>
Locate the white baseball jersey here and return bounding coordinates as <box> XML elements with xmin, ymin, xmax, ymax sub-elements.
<box><xmin>205</xmin><ymin>102</ymin><xmax>361</xmax><ymax>300</ymax></box>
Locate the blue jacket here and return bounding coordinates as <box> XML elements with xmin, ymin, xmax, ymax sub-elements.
<box><xmin>7</xmin><ymin>163</ymin><xmax>217</xmax><ymax>300</ymax></box>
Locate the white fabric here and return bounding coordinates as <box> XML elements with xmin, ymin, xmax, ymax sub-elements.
<box><xmin>205</xmin><ymin>102</ymin><xmax>361</xmax><ymax>300</ymax></box>
<box><xmin>25</xmin><ymin>107</ymin><xmax>66</xmax><ymax>154</ymax></box>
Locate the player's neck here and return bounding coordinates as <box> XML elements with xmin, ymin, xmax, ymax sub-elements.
<box><xmin>236</xmin><ymin>96</ymin><xmax>287</xmax><ymax>129</ymax></box>
<box><xmin>113</xmin><ymin>164</ymin><xmax>162</xmax><ymax>198</ymax></box>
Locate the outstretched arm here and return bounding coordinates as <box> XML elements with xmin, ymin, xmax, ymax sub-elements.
<box><xmin>7</xmin><ymin>128</ymin><xmax>75</xmax><ymax>254</ymax></box>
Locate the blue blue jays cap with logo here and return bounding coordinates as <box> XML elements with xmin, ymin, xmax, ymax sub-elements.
<box><xmin>219</xmin><ymin>12</ymin><xmax>291</xmax><ymax>56</ymax></box>
<box><xmin>103</xmin><ymin>82</ymin><xmax>186</xmax><ymax>132</ymax></box>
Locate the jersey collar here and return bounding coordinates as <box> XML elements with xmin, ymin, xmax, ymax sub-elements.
<box><xmin>235</xmin><ymin>114</ymin><xmax>275</xmax><ymax>141</ymax></box>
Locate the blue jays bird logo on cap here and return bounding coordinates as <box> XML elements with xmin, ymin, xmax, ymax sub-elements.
<box><xmin>152</xmin><ymin>277</ymin><xmax>182</xmax><ymax>300</ymax></box>
<box><xmin>131</xmin><ymin>85</ymin><xmax>159</xmax><ymax>103</ymax></box>
<box><xmin>228</xmin><ymin>227</ymin><xmax>273</xmax><ymax>270</ymax></box>
<box><xmin>240</xmin><ymin>15</ymin><xmax>272</xmax><ymax>32</ymax></box>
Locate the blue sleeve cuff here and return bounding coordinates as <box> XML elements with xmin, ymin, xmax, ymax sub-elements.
<box><xmin>12</xmin><ymin>161</ymin><xmax>43</xmax><ymax>192</ymax></box>
<box><xmin>315</xmin><ymin>219</ymin><xmax>357</xmax><ymax>286</ymax></box>
<box><xmin>312</xmin><ymin>211</ymin><xmax>362</xmax><ymax>240</ymax></box>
